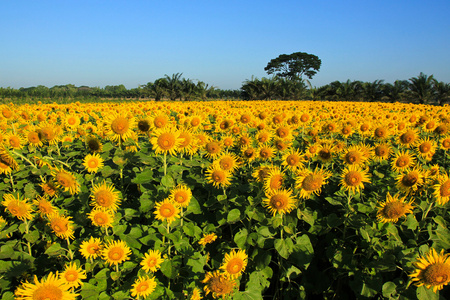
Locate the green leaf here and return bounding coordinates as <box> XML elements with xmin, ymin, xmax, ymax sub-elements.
<box><xmin>45</xmin><ymin>243</ymin><xmax>63</xmax><ymax>256</ymax></box>
<box><xmin>160</xmin><ymin>259</ymin><xmax>179</xmax><ymax>279</ymax></box>
<box><xmin>0</xmin><ymin>245</ymin><xmax>15</xmax><ymax>259</ymax></box>
<box><xmin>1</xmin><ymin>291</ymin><xmax>14</xmax><ymax>300</ymax></box>
<box><xmin>24</xmin><ymin>183</ymin><xmax>37</xmax><ymax>199</ymax></box>
<box><xmin>416</xmin><ymin>285</ymin><xmax>439</xmax><ymax>300</ymax></box>
<box><xmin>234</xmin><ymin>228</ymin><xmax>248</xmax><ymax>249</ymax></box>
<box><xmin>112</xmin><ymin>291</ymin><xmax>129</xmax><ymax>299</ymax></box>
<box><xmin>227</xmin><ymin>208</ymin><xmax>241</xmax><ymax>223</ymax></box>
<box><xmin>95</xmin><ymin>268</ymin><xmax>110</xmax><ymax>280</ymax></box>
<box><xmin>325</xmin><ymin>197</ymin><xmax>341</xmax><ymax>206</ymax></box>
<box><xmin>274</xmin><ymin>238</ymin><xmax>294</xmax><ymax>259</ymax></box>
<box><xmin>24</xmin><ymin>230</ymin><xmax>40</xmax><ymax>244</ymax></box>
<box><xmin>289</xmin><ymin>234</ymin><xmax>314</xmax><ymax>269</ymax></box>
<box><xmin>186</xmin><ymin>252</ymin><xmax>207</xmax><ymax>273</ymax></box>
<box><xmin>382</xmin><ymin>281</ymin><xmax>397</xmax><ymax>298</ymax></box>
<box><xmin>161</xmin><ymin>174</ymin><xmax>175</xmax><ymax>188</ymax></box>
<box><xmin>132</xmin><ymin>169</ymin><xmax>154</xmax><ymax>184</ymax></box>
<box><xmin>186</xmin><ymin>197</ymin><xmax>202</xmax><ymax>215</ymax></box>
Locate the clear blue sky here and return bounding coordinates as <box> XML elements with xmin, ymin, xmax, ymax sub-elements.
<box><xmin>1</xmin><ymin>0</ymin><xmax>449</xmax><ymax>90</ymax></box>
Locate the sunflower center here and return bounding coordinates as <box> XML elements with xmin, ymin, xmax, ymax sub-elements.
<box><xmin>419</xmin><ymin>142</ymin><xmax>431</xmax><ymax>153</ymax></box>
<box><xmin>319</xmin><ymin>149</ymin><xmax>331</xmax><ymax>160</ymax></box>
<box><xmin>227</xmin><ymin>258</ymin><xmax>243</xmax><ymax>274</ymax></box>
<box><xmin>160</xmin><ymin>203</ymin><xmax>175</xmax><ymax>217</ymax></box>
<box><xmin>138</xmin><ymin>282</ymin><xmax>149</xmax><ymax>292</ymax></box>
<box><xmin>375</xmin><ymin>146</ymin><xmax>388</xmax><ymax>156</ymax></box>
<box><xmin>269</xmin><ymin>175</ymin><xmax>283</xmax><ymax>190</ymax></box>
<box><xmin>276</xmin><ymin>127</ymin><xmax>289</xmax><ymax>138</ymax></box>
<box><xmin>345</xmin><ymin>151</ymin><xmax>361</xmax><ymax>164</ymax></box>
<box><xmin>94</xmin><ymin>214</ymin><xmax>107</xmax><ymax>225</ymax></box>
<box><xmin>442</xmin><ymin>139</ymin><xmax>450</xmax><ymax>149</ymax></box>
<box><xmin>213</xmin><ymin>171</ymin><xmax>225</xmax><ymax>183</ymax></box>
<box><xmin>65</xmin><ymin>270</ymin><xmax>78</xmax><ymax>282</ymax></box>
<box><xmin>138</xmin><ymin>120</ymin><xmax>150</xmax><ymax>132</ymax></box>
<box><xmin>175</xmin><ymin>192</ymin><xmax>187</xmax><ymax>203</ymax></box>
<box><xmin>287</xmin><ymin>155</ymin><xmax>299</xmax><ymax>166</ymax></box>
<box><xmin>345</xmin><ymin>171</ymin><xmax>362</xmax><ymax>186</ymax></box>
<box><xmin>52</xmin><ymin>221</ymin><xmax>68</xmax><ymax>233</ymax></box>
<box><xmin>95</xmin><ymin>190</ymin><xmax>114</xmax><ymax>207</ymax></box>
<box><xmin>158</xmin><ymin>133</ymin><xmax>176</xmax><ymax>150</ymax></box>
<box><xmin>402</xmin><ymin>173</ymin><xmax>418</xmax><ymax>187</ymax></box>
<box><xmin>243</xmin><ymin>149</ymin><xmax>254</xmax><ymax>158</ymax></box>
<box><xmin>209</xmin><ymin>276</ymin><xmax>234</xmax><ymax>296</ymax></box>
<box><xmin>400</xmin><ymin>131</ymin><xmax>415</xmax><ymax>143</ymax></box>
<box><xmin>33</xmin><ymin>284</ymin><xmax>63</xmax><ymax>300</ymax></box>
<box><xmin>271</xmin><ymin>194</ymin><xmax>288</xmax><ymax>209</ymax></box>
<box><xmin>374</xmin><ymin>127</ymin><xmax>386</xmax><ymax>138</ymax></box>
<box><xmin>9</xmin><ymin>136</ymin><xmax>21</xmax><ymax>148</ymax></box>
<box><xmin>111</xmin><ymin>117</ymin><xmax>129</xmax><ymax>135</ymax></box>
<box><xmin>56</xmin><ymin>173</ymin><xmax>74</xmax><ymax>188</ymax></box>
<box><xmin>88</xmin><ymin>159</ymin><xmax>99</xmax><ymax>168</ymax></box>
<box><xmin>422</xmin><ymin>263</ymin><xmax>450</xmax><ymax>286</ymax></box>
<box><xmin>220</xmin><ymin>158</ymin><xmax>233</xmax><ymax>170</ymax></box>
<box><xmin>260</xmin><ymin>149</ymin><xmax>270</xmax><ymax>158</ymax></box>
<box><xmin>88</xmin><ymin>244</ymin><xmax>100</xmax><ymax>254</ymax></box>
<box><xmin>68</xmin><ymin>117</ymin><xmax>77</xmax><ymax>125</ymax></box>
<box><xmin>440</xmin><ymin>180</ymin><xmax>450</xmax><ymax>197</ymax></box>
<box><xmin>302</xmin><ymin>175</ymin><xmax>322</xmax><ymax>191</ymax></box>
<box><xmin>206</xmin><ymin>142</ymin><xmax>220</xmax><ymax>154</ymax></box>
<box><xmin>396</xmin><ymin>156</ymin><xmax>409</xmax><ymax>167</ymax></box>
<box><xmin>109</xmin><ymin>247</ymin><xmax>124</xmax><ymax>261</ymax></box>
<box><xmin>147</xmin><ymin>258</ymin><xmax>157</xmax><ymax>267</ymax></box>
<box><xmin>383</xmin><ymin>202</ymin><xmax>406</xmax><ymax>219</ymax></box>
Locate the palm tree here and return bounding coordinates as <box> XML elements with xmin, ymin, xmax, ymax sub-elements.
<box><xmin>361</xmin><ymin>80</ymin><xmax>384</xmax><ymax>102</ymax></box>
<box><xmin>408</xmin><ymin>72</ymin><xmax>436</xmax><ymax>104</ymax></box>
<box><xmin>382</xmin><ymin>80</ymin><xmax>409</xmax><ymax>103</ymax></box>
<box><xmin>433</xmin><ymin>81</ymin><xmax>450</xmax><ymax>105</ymax></box>
<box><xmin>164</xmin><ymin>73</ymin><xmax>183</xmax><ymax>101</ymax></box>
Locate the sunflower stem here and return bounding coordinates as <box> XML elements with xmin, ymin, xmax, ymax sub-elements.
<box><xmin>115</xmin><ymin>264</ymin><xmax>119</xmax><ymax>273</ymax></box>
<box><xmin>422</xmin><ymin>201</ymin><xmax>434</xmax><ymax>221</ymax></box>
<box><xmin>163</xmin><ymin>153</ymin><xmax>167</xmax><ymax>176</ymax></box>
<box><xmin>167</xmin><ymin>222</ymin><xmax>171</xmax><ymax>256</ymax></box>
<box><xmin>24</xmin><ymin>219</ymin><xmax>32</xmax><ymax>256</ymax></box>
<box><xmin>67</xmin><ymin>237</ymin><xmax>74</xmax><ymax>261</ymax></box>
<box><xmin>9</xmin><ymin>172</ymin><xmax>15</xmax><ymax>191</ymax></box>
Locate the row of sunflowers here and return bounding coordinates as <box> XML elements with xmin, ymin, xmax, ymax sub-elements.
<box><xmin>0</xmin><ymin>100</ymin><xmax>450</xmax><ymax>299</ymax></box>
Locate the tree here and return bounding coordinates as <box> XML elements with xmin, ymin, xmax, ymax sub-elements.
<box><xmin>408</xmin><ymin>72</ymin><xmax>435</xmax><ymax>104</ymax></box>
<box><xmin>264</xmin><ymin>52</ymin><xmax>321</xmax><ymax>80</ymax></box>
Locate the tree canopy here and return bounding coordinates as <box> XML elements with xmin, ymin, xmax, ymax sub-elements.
<box><xmin>264</xmin><ymin>52</ymin><xmax>322</xmax><ymax>80</ymax></box>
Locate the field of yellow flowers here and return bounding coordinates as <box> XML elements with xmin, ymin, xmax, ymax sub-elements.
<box><xmin>1</xmin><ymin>100</ymin><xmax>450</xmax><ymax>300</ymax></box>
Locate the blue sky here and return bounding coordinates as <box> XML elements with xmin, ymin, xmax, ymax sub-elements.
<box><xmin>1</xmin><ymin>0</ymin><xmax>449</xmax><ymax>90</ymax></box>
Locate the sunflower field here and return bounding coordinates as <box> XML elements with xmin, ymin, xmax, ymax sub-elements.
<box><xmin>1</xmin><ymin>100</ymin><xmax>450</xmax><ymax>300</ymax></box>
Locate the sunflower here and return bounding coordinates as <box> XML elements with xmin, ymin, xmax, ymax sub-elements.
<box><xmin>281</xmin><ymin>149</ymin><xmax>305</xmax><ymax>171</ymax></box>
<box><xmin>190</xmin><ymin>287</ymin><xmax>203</xmax><ymax>300</ymax></box>
<box><xmin>102</xmin><ymin>240</ymin><xmax>131</xmax><ymax>266</ymax></box>
<box><xmin>26</xmin><ymin>129</ymin><xmax>43</xmax><ymax>148</ymax></box>
<box><xmin>373</xmin><ymin>126</ymin><xmax>390</xmax><ymax>140</ymax></box>
<box><xmin>220</xmin><ymin>249</ymin><xmax>248</xmax><ymax>279</ymax></box>
<box><xmin>376</xmin><ymin>192</ymin><xmax>414</xmax><ymax>223</ymax></box>
<box><xmin>433</xmin><ymin>173</ymin><xmax>450</xmax><ymax>205</ymax></box>
<box><xmin>202</xmin><ymin>270</ymin><xmax>236</xmax><ymax>299</ymax></box>
<box><xmin>136</xmin><ymin>117</ymin><xmax>152</xmax><ymax>135</ymax></box>
<box><xmin>204</xmin><ymin>141</ymin><xmax>223</xmax><ymax>159</ymax></box>
<box><xmin>391</xmin><ymin>150</ymin><xmax>416</xmax><ymax>173</ymax></box>
<box><xmin>316</xmin><ymin>144</ymin><xmax>334</xmax><ymax>164</ymax></box>
<box><xmin>257</xmin><ymin>145</ymin><xmax>276</xmax><ymax>161</ymax></box>
<box><xmin>14</xmin><ymin>272</ymin><xmax>78</xmax><ymax>300</ymax></box>
<box><xmin>241</xmin><ymin>146</ymin><xmax>257</xmax><ymax>163</ymax></box>
<box><xmin>295</xmin><ymin>168</ymin><xmax>332</xmax><ymax>199</ymax></box>
<box><xmin>105</xmin><ymin>112</ymin><xmax>136</xmax><ymax>142</ymax></box>
<box><xmin>409</xmin><ymin>248</ymin><xmax>450</xmax><ymax>293</ymax></box>
<box><xmin>47</xmin><ymin>213</ymin><xmax>75</xmax><ymax>240</ymax></box>
<box><xmin>40</xmin><ymin>180</ymin><xmax>58</xmax><ymax>197</ymax></box>
<box><xmin>51</xmin><ymin>167</ymin><xmax>80</xmax><ymax>195</ymax></box>
<box><xmin>153</xmin><ymin>113</ymin><xmax>169</xmax><ymax>129</ymax></box>
<box><xmin>263</xmin><ymin>189</ymin><xmax>296</xmax><ymax>216</ymax></box>
<box><xmin>199</xmin><ymin>233</ymin><xmax>218</xmax><ymax>246</ymax></box>
<box><xmin>33</xmin><ymin>195</ymin><xmax>57</xmax><ymax>217</ymax></box>
<box><xmin>273</xmin><ymin>138</ymin><xmax>291</xmax><ymax>153</ymax></box>
<box><xmin>2</xmin><ymin>193</ymin><xmax>34</xmax><ymax>221</ymax></box>
<box><xmin>372</xmin><ymin>143</ymin><xmax>392</xmax><ymax>162</ymax></box>
<box><xmin>130</xmin><ymin>275</ymin><xmax>157</xmax><ymax>298</ymax></box>
<box><xmin>64</xmin><ymin>114</ymin><xmax>81</xmax><ymax>130</ymax></box>
<box><xmin>416</xmin><ymin>137</ymin><xmax>436</xmax><ymax>161</ymax></box>
<box><xmin>37</xmin><ymin>123</ymin><xmax>61</xmax><ymax>145</ymax></box>
<box><xmin>275</xmin><ymin>125</ymin><xmax>292</xmax><ymax>140</ymax></box>
<box><xmin>140</xmin><ymin>249</ymin><xmax>164</xmax><ymax>272</ymax></box>
<box><xmin>396</xmin><ymin>167</ymin><xmax>424</xmax><ymax>195</ymax></box>
<box><xmin>90</xmin><ymin>180</ymin><xmax>121</xmax><ymax>212</ymax></box>
<box><xmin>398</xmin><ymin>129</ymin><xmax>419</xmax><ymax>148</ymax></box>
<box><xmin>214</xmin><ymin>152</ymin><xmax>240</xmax><ymax>173</ymax></box>
<box><xmin>256</xmin><ymin>130</ymin><xmax>272</xmax><ymax>144</ymax></box>
<box><xmin>150</xmin><ymin>127</ymin><xmax>182</xmax><ymax>156</ymax></box>
<box><xmin>441</xmin><ymin>137</ymin><xmax>450</xmax><ymax>151</ymax></box>
<box><xmin>60</xmin><ymin>262</ymin><xmax>87</xmax><ymax>289</ymax></box>
<box><xmin>205</xmin><ymin>165</ymin><xmax>232</xmax><ymax>188</ymax></box>
<box><xmin>221</xmin><ymin>135</ymin><xmax>235</xmax><ymax>149</ymax></box>
<box><xmin>4</xmin><ymin>133</ymin><xmax>25</xmax><ymax>149</ymax></box>
<box><xmin>82</xmin><ymin>153</ymin><xmax>104</xmax><ymax>173</ymax></box>
<box><xmin>0</xmin><ymin>148</ymin><xmax>19</xmax><ymax>174</ymax></box>
<box><xmin>341</xmin><ymin>145</ymin><xmax>369</xmax><ymax>166</ymax></box>
<box><xmin>79</xmin><ymin>236</ymin><xmax>103</xmax><ymax>260</ymax></box>
<box><xmin>169</xmin><ymin>184</ymin><xmax>192</xmax><ymax>208</ymax></box>
<box><xmin>263</xmin><ymin>167</ymin><xmax>284</xmax><ymax>191</ymax></box>
<box><xmin>340</xmin><ymin>165</ymin><xmax>371</xmax><ymax>194</ymax></box>
<box><xmin>85</xmin><ymin>135</ymin><xmax>103</xmax><ymax>153</ymax></box>
<box><xmin>88</xmin><ymin>208</ymin><xmax>115</xmax><ymax>228</ymax></box>
<box><xmin>178</xmin><ymin>129</ymin><xmax>196</xmax><ymax>156</ymax></box>
<box><xmin>153</xmin><ymin>198</ymin><xmax>180</xmax><ymax>224</ymax></box>
<box><xmin>251</xmin><ymin>165</ymin><xmax>271</xmax><ymax>182</ymax></box>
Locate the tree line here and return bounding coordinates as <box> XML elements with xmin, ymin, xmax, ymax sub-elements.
<box><xmin>1</xmin><ymin>72</ymin><xmax>448</xmax><ymax>105</ymax></box>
